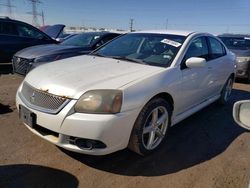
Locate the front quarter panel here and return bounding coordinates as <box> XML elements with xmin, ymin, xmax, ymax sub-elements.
<box><xmin>121</xmin><ymin>67</ymin><xmax>182</xmax><ymax>122</ymax></box>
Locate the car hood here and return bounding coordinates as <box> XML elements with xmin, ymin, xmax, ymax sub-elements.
<box><xmin>43</xmin><ymin>24</ymin><xmax>65</xmax><ymax>39</ymax></box>
<box><xmin>24</xmin><ymin>55</ymin><xmax>164</xmax><ymax>99</ymax></box>
<box><xmin>15</xmin><ymin>44</ymin><xmax>92</xmax><ymax>59</ymax></box>
<box><xmin>230</xmin><ymin>49</ymin><xmax>250</xmax><ymax>57</ymax></box>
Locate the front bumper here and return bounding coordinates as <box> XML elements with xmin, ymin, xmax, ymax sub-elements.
<box><xmin>16</xmin><ymin>92</ymin><xmax>140</xmax><ymax>155</ymax></box>
<box><xmin>235</xmin><ymin>60</ymin><xmax>250</xmax><ymax>78</ymax></box>
<box><xmin>236</xmin><ymin>69</ymin><xmax>249</xmax><ymax>78</ymax></box>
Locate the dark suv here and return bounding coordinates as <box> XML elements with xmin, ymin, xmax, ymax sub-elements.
<box><xmin>12</xmin><ymin>32</ymin><xmax>120</xmax><ymax>75</ymax></box>
<box><xmin>0</xmin><ymin>17</ymin><xmax>58</xmax><ymax>64</ymax></box>
<box><xmin>218</xmin><ymin>34</ymin><xmax>250</xmax><ymax>81</ymax></box>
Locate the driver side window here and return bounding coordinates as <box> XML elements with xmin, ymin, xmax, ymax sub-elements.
<box><xmin>16</xmin><ymin>23</ymin><xmax>45</xmax><ymax>39</ymax></box>
<box><xmin>182</xmin><ymin>37</ymin><xmax>209</xmax><ymax>69</ymax></box>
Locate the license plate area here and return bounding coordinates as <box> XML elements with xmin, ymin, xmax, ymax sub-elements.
<box><xmin>19</xmin><ymin>105</ymin><xmax>36</xmax><ymax>128</ymax></box>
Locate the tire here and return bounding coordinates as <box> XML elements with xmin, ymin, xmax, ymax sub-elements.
<box><xmin>218</xmin><ymin>76</ymin><xmax>233</xmax><ymax>105</ymax></box>
<box><xmin>247</xmin><ymin>73</ymin><xmax>250</xmax><ymax>84</ymax></box>
<box><xmin>128</xmin><ymin>98</ymin><xmax>171</xmax><ymax>156</ymax></box>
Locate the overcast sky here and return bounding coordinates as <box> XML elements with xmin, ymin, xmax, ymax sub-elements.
<box><xmin>0</xmin><ymin>0</ymin><xmax>250</xmax><ymax>34</ymax></box>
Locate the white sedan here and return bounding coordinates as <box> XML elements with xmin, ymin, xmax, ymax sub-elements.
<box><xmin>16</xmin><ymin>30</ymin><xmax>236</xmax><ymax>156</ymax></box>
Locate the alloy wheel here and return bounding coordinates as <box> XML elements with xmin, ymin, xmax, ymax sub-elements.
<box><xmin>142</xmin><ymin>106</ymin><xmax>168</xmax><ymax>150</ymax></box>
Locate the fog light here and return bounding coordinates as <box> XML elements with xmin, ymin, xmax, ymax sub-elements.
<box><xmin>70</xmin><ymin>137</ymin><xmax>107</xmax><ymax>150</ymax></box>
<box><xmin>75</xmin><ymin>138</ymin><xmax>93</xmax><ymax>150</ymax></box>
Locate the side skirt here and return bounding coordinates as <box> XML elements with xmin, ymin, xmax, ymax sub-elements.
<box><xmin>171</xmin><ymin>94</ymin><xmax>221</xmax><ymax>126</ymax></box>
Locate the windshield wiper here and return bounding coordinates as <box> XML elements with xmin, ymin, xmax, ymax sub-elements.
<box><xmin>89</xmin><ymin>53</ymin><xmax>106</xmax><ymax>57</ymax></box>
<box><xmin>109</xmin><ymin>56</ymin><xmax>147</xmax><ymax>65</ymax></box>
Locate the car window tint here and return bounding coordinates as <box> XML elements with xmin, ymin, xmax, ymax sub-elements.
<box><xmin>100</xmin><ymin>35</ymin><xmax>117</xmax><ymax>44</ymax></box>
<box><xmin>62</xmin><ymin>34</ymin><xmax>103</xmax><ymax>46</ymax></box>
<box><xmin>96</xmin><ymin>34</ymin><xmax>120</xmax><ymax>47</ymax></box>
<box><xmin>184</xmin><ymin>37</ymin><xmax>209</xmax><ymax>61</ymax></box>
<box><xmin>0</xmin><ymin>21</ymin><xmax>18</xmax><ymax>35</ymax></box>
<box><xmin>16</xmin><ymin>24</ymin><xmax>44</xmax><ymax>39</ymax></box>
<box><xmin>208</xmin><ymin>37</ymin><xmax>226</xmax><ymax>59</ymax></box>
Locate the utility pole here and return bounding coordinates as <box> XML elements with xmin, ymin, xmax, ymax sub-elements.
<box><xmin>26</xmin><ymin>0</ymin><xmax>42</xmax><ymax>27</ymax></box>
<box><xmin>41</xmin><ymin>10</ymin><xmax>44</xmax><ymax>26</ymax></box>
<box><xmin>129</xmin><ymin>18</ymin><xmax>134</xmax><ymax>32</ymax></box>
<box><xmin>0</xmin><ymin>0</ymin><xmax>15</xmax><ymax>18</ymax></box>
<box><xmin>165</xmin><ymin>19</ymin><xmax>168</xmax><ymax>30</ymax></box>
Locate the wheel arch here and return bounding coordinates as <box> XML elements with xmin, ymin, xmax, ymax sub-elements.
<box><xmin>230</xmin><ymin>73</ymin><xmax>235</xmax><ymax>80</ymax></box>
<box><xmin>149</xmin><ymin>92</ymin><xmax>174</xmax><ymax>113</ymax></box>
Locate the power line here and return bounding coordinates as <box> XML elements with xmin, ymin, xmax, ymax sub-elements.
<box><xmin>41</xmin><ymin>10</ymin><xmax>44</xmax><ymax>26</ymax></box>
<box><xmin>26</xmin><ymin>0</ymin><xmax>42</xmax><ymax>27</ymax></box>
<box><xmin>165</xmin><ymin>19</ymin><xmax>168</xmax><ymax>30</ymax></box>
<box><xmin>0</xmin><ymin>0</ymin><xmax>15</xmax><ymax>18</ymax></box>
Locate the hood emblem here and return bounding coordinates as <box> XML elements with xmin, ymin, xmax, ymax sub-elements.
<box><xmin>16</xmin><ymin>57</ymin><xmax>21</xmax><ymax>63</ymax></box>
<box><xmin>30</xmin><ymin>92</ymin><xmax>36</xmax><ymax>103</ymax></box>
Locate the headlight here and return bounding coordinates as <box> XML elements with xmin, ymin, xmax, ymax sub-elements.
<box><xmin>236</xmin><ymin>57</ymin><xmax>250</xmax><ymax>63</ymax></box>
<box><xmin>74</xmin><ymin>90</ymin><xmax>123</xmax><ymax>114</ymax></box>
<box><xmin>34</xmin><ymin>54</ymin><xmax>62</xmax><ymax>63</ymax></box>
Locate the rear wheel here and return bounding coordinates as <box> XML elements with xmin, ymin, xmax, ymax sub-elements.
<box><xmin>247</xmin><ymin>73</ymin><xmax>250</xmax><ymax>83</ymax></box>
<box><xmin>218</xmin><ymin>77</ymin><xmax>233</xmax><ymax>104</ymax></box>
<box><xmin>128</xmin><ymin>98</ymin><xmax>171</xmax><ymax>156</ymax></box>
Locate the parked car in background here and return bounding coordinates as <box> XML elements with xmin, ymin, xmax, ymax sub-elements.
<box><xmin>0</xmin><ymin>17</ymin><xmax>60</xmax><ymax>64</ymax></box>
<box><xmin>218</xmin><ymin>34</ymin><xmax>250</xmax><ymax>81</ymax></box>
<box><xmin>40</xmin><ymin>24</ymin><xmax>66</xmax><ymax>42</ymax></box>
<box><xmin>16</xmin><ymin>30</ymin><xmax>235</xmax><ymax>156</ymax></box>
<box><xmin>13</xmin><ymin>32</ymin><xmax>121</xmax><ymax>75</ymax></box>
<box><xmin>55</xmin><ymin>33</ymin><xmax>77</xmax><ymax>42</ymax></box>
<box><xmin>39</xmin><ymin>24</ymin><xmax>74</xmax><ymax>42</ymax></box>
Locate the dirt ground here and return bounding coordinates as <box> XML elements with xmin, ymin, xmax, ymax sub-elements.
<box><xmin>0</xmin><ymin>73</ymin><xmax>249</xmax><ymax>188</ymax></box>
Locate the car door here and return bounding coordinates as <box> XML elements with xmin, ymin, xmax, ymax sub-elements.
<box><xmin>180</xmin><ymin>36</ymin><xmax>213</xmax><ymax>112</ymax></box>
<box><xmin>15</xmin><ymin>23</ymin><xmax>54</xmax><ymax>50</ymax></box>
<box><xmin>0</xmin><ymin>21</ymin><xmax>20</xmax><ymax>63</ymax></box>
<box><xmin>0</xmin><ymin>21</ymin><xmax>55</xmax><ymax>63</ymax></box>
<box><xmin>206</xmin><ymin>36</ymin><xmax>228</xmax><ymax>95</ymax></box>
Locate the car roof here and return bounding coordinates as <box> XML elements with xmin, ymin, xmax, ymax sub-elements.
<box><xmin>0</xmin><ymin>18</ymin><xmax>54</xmax><ymax>40</ymax></box>
<box><xmin>132</xmin><ymin>30</ymin><xmax>195</xmax><ymax>36</ymax></box>
<box><xmin>218</xmin><ymin>33</ymin><xmax>250</xmax><ymax>38</ymax></box>
<box><xmin>77</xmin><ymin>31</ymin><xmax>120</xmax><ymax>36</ymax></box>
<box><xmin>0</xmin><ymin>17</ymin><xmax>30</xmax><ymax>25</ymax></box>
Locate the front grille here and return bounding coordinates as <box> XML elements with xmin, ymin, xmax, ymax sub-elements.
<box><xmin>20</xmin><ymin>82</ymin><xmax>70</xmax><ymax>114</ymax></box>
<box><xmin>12</xmin><ymin>56</ymin><xmax>33</xmax><ymax>75</ymax></box>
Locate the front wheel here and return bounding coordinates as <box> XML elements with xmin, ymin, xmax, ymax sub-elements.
<box><xmin>128</xmin><ymin>98</ymin><xmax>171</xmax><ymax>156</ymax></box>
<box><xmin>218</xmin><ymin>77</ymin><xmax>233</xmax><ymax>104</ymax></box>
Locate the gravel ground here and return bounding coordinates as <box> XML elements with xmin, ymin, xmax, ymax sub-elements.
<box><xmin>0</xmin><ymin>74</ymin><xmax>249</xmax><ymax>188</ymax></box>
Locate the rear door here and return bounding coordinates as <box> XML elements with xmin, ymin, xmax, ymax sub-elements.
<box><xmin>0</xmin><ymin>21</ymin><xmax>19</xmax><ymax>63</ymax></box>
<box><xmin>206</xmin><ymin>37</ymin><xmax>228</xmax><ymax>95</ymax></box>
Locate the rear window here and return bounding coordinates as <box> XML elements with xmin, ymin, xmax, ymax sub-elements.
<box><xmin>0</xmin><ymin>21</ymin><xmax>18</xmax><ymax>35</ymax></box>
<box><xmin>208</xmin><ymin>37</ymin><xmax>226</xmax><ymax>59</ymax></box>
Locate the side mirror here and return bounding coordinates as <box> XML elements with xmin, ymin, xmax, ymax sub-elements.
<box><xmin>185</xmin><ymin>57</ymin><xmax>206</xmax><ymax>68</ymax></box>
<box><xmin>233</xmin><ymin>100</ymin><xmax>250</xmax><ymax>130</ymax></box>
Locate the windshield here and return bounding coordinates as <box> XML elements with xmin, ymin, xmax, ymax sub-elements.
<box><xmin>93</xmin><ymin>33</ymin><xmax>186</xmax><ymax>67</ymax></box>
<box><xmin>220</xmin><ymin>37</ymin><xmax>250</xmax><ymax>50</ymax></box>
<box><xmin>62</xmin><ymin>33</ymin><xmax>102</xmax><ymax>47</ymax></box>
